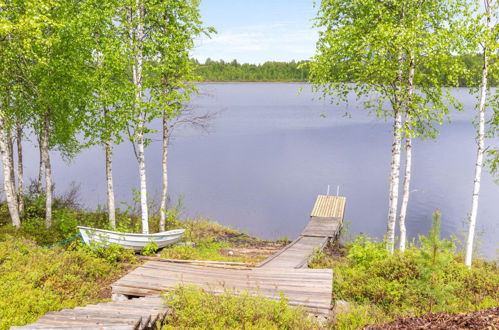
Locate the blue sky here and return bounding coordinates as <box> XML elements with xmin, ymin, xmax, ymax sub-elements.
<box><xmin>192</xmin><ymin>0</ymin><xmax>319</xmax><ymax>64</ymax></box>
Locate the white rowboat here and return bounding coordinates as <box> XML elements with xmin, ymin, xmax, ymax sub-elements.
<box><xmin>77</xmin><ymin>226</ymin><xmax>185</xmax><ymax>252</ymax></box>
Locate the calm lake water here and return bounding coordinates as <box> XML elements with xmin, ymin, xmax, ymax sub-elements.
<box><xmin>18</xmin><ymin>83</ymin><xmax>499</xmax><ymax>258</ymax></box>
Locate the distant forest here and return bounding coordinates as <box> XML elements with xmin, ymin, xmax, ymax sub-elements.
<box><xmin>193</xmin><ymin>59</ymin><xmax>309</xmax><ymax>82</ymax></box>
<box><xmin>194</xmin><ymin>55</ymin><xmax>497</xmax><ymax>86</ymax></box>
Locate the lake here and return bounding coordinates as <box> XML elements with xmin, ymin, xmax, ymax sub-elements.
<box><xmin>18</xmin><ymin>83</ymin><xmax>499</xmax><ymax>258</ymax></box>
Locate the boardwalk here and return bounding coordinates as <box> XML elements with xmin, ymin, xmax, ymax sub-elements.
<box><xmin>112</xmin><ymin>261</ymin><xmax>333</xmax><ymax>315</ymax></box>
<box><xmin>12</xmin><ymin>295</ymin><xmax>168</xmax><ymax>329</ymax></box>
<box><xmin>110</xmin><ymin>195</ymin><xmax>345</xmax><ymax>315</ymax></box>
<box><xmin>258</xmin><ymin>195</ymin><xmax>346</xmax><ymax>268</ymax></box>
<box><xmin>15</xmin><ymin>195</ymin><xmax>346</xmax><ymax>328</ymax></box>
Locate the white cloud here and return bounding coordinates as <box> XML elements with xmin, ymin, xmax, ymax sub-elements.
<box><xmin>192</xmin><ymin>21</ymin><xmax>319</xmax><ymax>64</ymax></box>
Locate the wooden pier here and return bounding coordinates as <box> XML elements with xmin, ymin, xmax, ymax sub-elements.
<box><xmin>15</xmin><ymin>195</ymin><xmax>346</xmax><ymax>329</ymax></box>
<box><xmin>258</xmin><ymin>195</ymin><xmax>346</xmax><ymax>269</ymax></box>
<box><xmin>12</xmin><ymin>295</ymin><xmax>168</xmax><ymax>329</ymax></box>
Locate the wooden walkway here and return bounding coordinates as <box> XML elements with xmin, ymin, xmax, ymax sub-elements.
<box><xmin>12</xmin><ymin>295</ymin><xmax>168</xmax><ymax>329</ymax></box>
<box><xmin>258</xmin><ymin>195</ymin><xmax>346</xmax><ymax>268</ymax></box>
<box><xmin>112</xmin><ymin>261</ymin><xmax>333</xmax><ymax>315</ymax></box>
<box><xmin>15</xmin><ymin>195</ymin><xmax>346</xmax><ymax>328</ymax></box>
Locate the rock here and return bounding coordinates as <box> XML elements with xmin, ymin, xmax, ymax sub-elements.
<box><xmin>228</xmin><ymin>251</ymin><xmax>234</xmax><ymax>256</ymax></box>
<box><xmin>112</xmin><ymin>293</ymin><xmax>129</xmax><ymax>301</ymax></box>
<box><xmin>333</xmin><ymin>300</ymin><xmax>352</xmax><ymax>315</ymax></box>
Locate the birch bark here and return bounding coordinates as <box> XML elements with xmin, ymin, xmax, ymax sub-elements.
<box><xmin>16</xmin><ymin>123</ymin><xmax>23</xmax><ymax>213</ymax></box>
<box><xmin>41</xmin><ymin>111</ymin><xmax>52</xmax><ymax>228</ymax></box>
<box><xmin>7</xmin><ymin>132</ymin><xmax>16</xmax><ymax>202</ymax></box>
<box><xmin>105</xmin><ymin>139</ymin><xmax>116</xmax><ymax>229</ymax></box>
<box><xmin>159</xmin><ymin>114</ymin><xmax>169</xmax><ymax>232</ymax></box>
<box><xmin>130</xmin><ymin>0</ymin><xmax>149</xmax><ymax>234</ymax></box>
<box><xmin>0</xmin><ymin>112</ymin><xmax>20</xmax><ymax>228</ymax></box>
<box><xmin>465</xmin><ymin>2</ymin><xmax>492</xmax><ymax>267</ymax></box>
<box><xmin>386</xmin><ymin>51</ymin><xmax>405</xmax><ymax>254</ymax></box>
<box><xmin>398</xmin><ymin>54</ymin><xmax>416</xmax><ymax>252</ymax></box>
<box><xmin>37</xmin><ymin>136</ymin><xmax>44</xmax><ymax>194</ymax></box>
<box><xmin>387</xmin><ymin>107</ymin><xmax>403</xmax><ymax>253</ymax></box>
<box><xmin>398</xmin><ymin>134</ymin><xmax>412</xmax><ymax>252</ymax></box>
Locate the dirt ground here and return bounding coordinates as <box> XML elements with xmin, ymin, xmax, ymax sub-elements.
<box><xmin>219</xmin><ymin>244</ymin><xmax>284</xmax><ymax>259</ymax></box>
<box><xmin>363</xmin><ymin>306</ymin><xmax>499</xmax><ymax>329</ymax></box>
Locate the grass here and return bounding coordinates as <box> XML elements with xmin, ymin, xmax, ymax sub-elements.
<box><xmin>0</xmin><ymin>190</ymin><xmax>285</xmax><ymax>328</ymax></box>
<box><xmin>161</xmin><ymin>285</ymin><xmax>319</xmax><ymax>330</ymax></box>
<box><xmin>1</xmin><ymin>191</ymin><xmax>498</xmax><ymax>329</ymax></box>
<box><xmin>0</xmin><ymin>237</ymin><xmax>134</xmax><ymax>329</ymax></box>
<box><xmin>158</xmin><ymin>218</ymin><xmax>283</xmax><ymax>265</ymax></box>
<box><xmin>308</xmin><ymin>226</ymin><xmax>499</xmax><ymax>328</ymax></box>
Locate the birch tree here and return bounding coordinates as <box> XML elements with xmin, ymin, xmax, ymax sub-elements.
<box><xmin>0</xmin><ymin>0</ymin><xmax>49</xmax><ymax>227</ymax></box>
<box><xmin>82</xmin><ymin>0</ymin><xmax>132</xmax><ymax>229</ymax></box>
<box><xmin>465</xmin><ymin>0</ymin><xmax>498</xmax><ymax>267</ymax></box>
<box><xmin>310</xmin><ymin>0</ymin><xmax>472</xmax><ymax>253</ymax></box>
<box><xmin>24</xmin><ymin>0</ymin><xmax>97</xmax><ymax>227</ymax></box>
<box><xmin>143</xmin><ymin>0</ymin><xmax>213</xmax><ymax>231</ymax></box>
<box><xmin>120</xmin><ymin>0</ymin><xmax>151</xmax><ymax>233</ymax></box>
<box><xmin>120</xmin><ymin>0</ymin><xmax>212</xmax><ymax>233</ymax></box>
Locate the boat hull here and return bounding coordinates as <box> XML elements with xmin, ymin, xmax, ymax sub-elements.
<box><xmin>77</xmin><ymin>226</ymin><xmax>185</xmax><ymax>252</ymax></box>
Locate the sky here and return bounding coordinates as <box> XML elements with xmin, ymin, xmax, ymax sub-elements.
<box><xmin>191</xmin><ymin>0</ymin><xmax>319</xmax><ymax>64</ymax></box>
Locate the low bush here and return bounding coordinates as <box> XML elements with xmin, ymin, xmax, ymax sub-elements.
<box><xmin>161</xmin><ymin>285</ymin><xmax>319</xmax><ymax>329</ymax></box>
<box><xmin>0</xmin><ymin>237</ymin><xmax>130</xmax><ymax>329</ymax></box>
<box><xmin>309</xmin><ymin>213</ymin><xmax>499</xmax><ymax>328</ymax></box>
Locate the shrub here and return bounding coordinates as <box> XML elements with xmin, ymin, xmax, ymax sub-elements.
<box><xmin>0</xmin><ymin>237</ymin><xmax>128</xmax><ymax>329</ymax></box>
<box><xmin>310</xmin><ymin>212</ymin><xmax>499</xmax><ymax>328</ymax></box>
<box><xmin>142</xmin><ymin>241</ymin><xmax>159</xmax><ymax>256</ymax></box>
<box><xmin>161</xmin><ymin>285</ymin><xmax>318</xmax><ymax>329</ymax></box>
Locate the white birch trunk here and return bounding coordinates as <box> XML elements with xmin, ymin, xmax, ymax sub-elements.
<box><xmin>16</xmin><ymin>123</ymin><xmax>24</xmax><ymax>213</ymax></box>
<box><xmin>37</xmin><ymin>135</ymin><xmax>44</xmax><ymax>195</ymax></box>
<box><xmin>131</xmin><ymin>0</ymin><xmax>149</xmax><ymax>234</ymax></box>
<box><xmin>105</xmin><ymin>139</ymin><xmax>116</xmax><ymax>229</ymax></box>
<box><xmin>159</xmin><ymin>114</ymin><xmax>169</xmax><ymax>232</ymax></box>
<box><xmin>386</xmin><ymin>51</ymin><xmax>405</xmax><ymax>254</ymax></box>
<box><xmin>398</xmin><ymin>54</ymin><xmax>415</xmax><ymax>252</ymax></box>
<box><xmin>136</xmin><ymin>132</ymin><xmax>149</xmax><ymax>234</ymax></box>
<box><xmin>465</xmin><ymin>6</ymin><xmax>491</xmax><ymax>266</ymax></box>
<box><xmin>7</xmin><ymin>132</ymin><xmax>16</xmax><ymax>202</ymax></box>
<box><xmin>41</xmin><ymin>111</ymin><xmax>52</xmax><ymax>228</ymax></box>
<box><xmin>387</xmin><ymin>108</ymin><xmax>403</xmax><ymax>254</ymax></box>
<box><xmin>398</xmin><ymin>134</ymin><xmax>412</xmax><ymax>252</ymax></box>
<box><xmin>0</xmin><ymin>112</ymin><xmax>20</xmax><ymax>228</ymax></box>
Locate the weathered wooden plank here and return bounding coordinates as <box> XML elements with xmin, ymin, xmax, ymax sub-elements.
<box><xmin>19</xmin><ymin>195</ymin><xmax>343</xmax><ymax>328</ymax></box>
<box><xmin>114</xmin><ymin>285</ymin><xmax>330</xmax><ymax>303</ymax></box>
<box><xmin>117</xmin><ymin>276</ymin><xmax>330</xmax><ymax>292</ymax></box>
<box><xmin>11</xmin><ymin>325</ymin><xmax>133</xmax><ymax>330</ymax></box>
<box><xmin>138</xmin><ymin>256</ymin><xmax>250</xmax><ymax>267</ymax></box>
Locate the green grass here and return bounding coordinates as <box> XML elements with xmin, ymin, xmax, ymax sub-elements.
<box><xmin>1</xmin><ymin>192</ymin><xmax>497</xmax><ymax>329</ymax></box>
<box><xmin>309</xmin><ymin>235</ymin><xmax>499</xmax><ymax>329</ymax></box>
<box><xmin>161</xmin><ymin>285</ymin><xmax>319</xmax><ymax>330</ymax></box>
<box><xmin>0</xmin><ymin>237</ymin><xmax>133</xmax><ymax>329</ymax></box>
<box><xmin>158</xmin><ymin>218</ymin><xmax>277</xmax><ymax>265</ymax></box>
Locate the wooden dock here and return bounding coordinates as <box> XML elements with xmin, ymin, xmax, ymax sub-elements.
<box><xmin>15</xmin><ymin>195</ymin><xmax>346</xmax><ymax>328</ymax></box>
<box><xmin>112</xmin><ymin>261</ymin><xmax>333</xmax><ymax>315</ymax></box>
<box><xmin>258</xmin><ymin>195</ymin><xmax>346</xmax><ymax>268</ymax></box>
<box><xmin>12</xmin><ymin>295</ymin><xmax>168</xmax><ymax>329</ymax></box>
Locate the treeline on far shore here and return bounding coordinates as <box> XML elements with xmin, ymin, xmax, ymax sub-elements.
<box><xmin>193</xmin><ymin>58</ymin><xmax>310</xmax><ymax>82</ymax></box>
<box><xmin>193</xmin><ymin>55</ymin><xmax>497</xmax><ymax>86</ymax></box>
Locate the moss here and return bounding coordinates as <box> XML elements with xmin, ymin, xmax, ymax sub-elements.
<box><xmin>309</xmin><ymin>237</ymin><xmax>499</xmax><ymax>329</ymax></box>
<box><xmin>161</xmin><ymin>285</ymin><xmax>319</xmax><ymax>329</ymax></box>
<box><xmin>0</xmin><ymin>237</ymin><xmax>132</xmax><ymax>329</ymax></box>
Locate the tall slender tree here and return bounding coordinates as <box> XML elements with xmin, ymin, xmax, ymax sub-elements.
<box><xmin>119</xmin><ymin>0</ymin><xmax>212</xmax><ymax>233</ymax></box>
<box><xmin>144</xmin><ymin>0</ymin><xmax>213</xmax><ymax>231</ymax></box>
<box><xmin>310</xmin><ymin>0</ymin><xmax>472</xmax><ymax>253</ymax></box>
<box><xmin>82</xmin><ymin>0</ymin><xmax>132</xmax><ymax>229</ymax></box>
<box><xmin>23</xmin><ymin>0</ymin><xmax>97</xmax><ymax>227</ymax></box>
<box><xmin>465</xmin><ymin>0</ymin><xmax>498</xmax><ymax>267</ymax></box>
<box><xmin>0</xmin><ymin>0</ymin><xmax>51</xmax><ymax>228</ymax></box>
